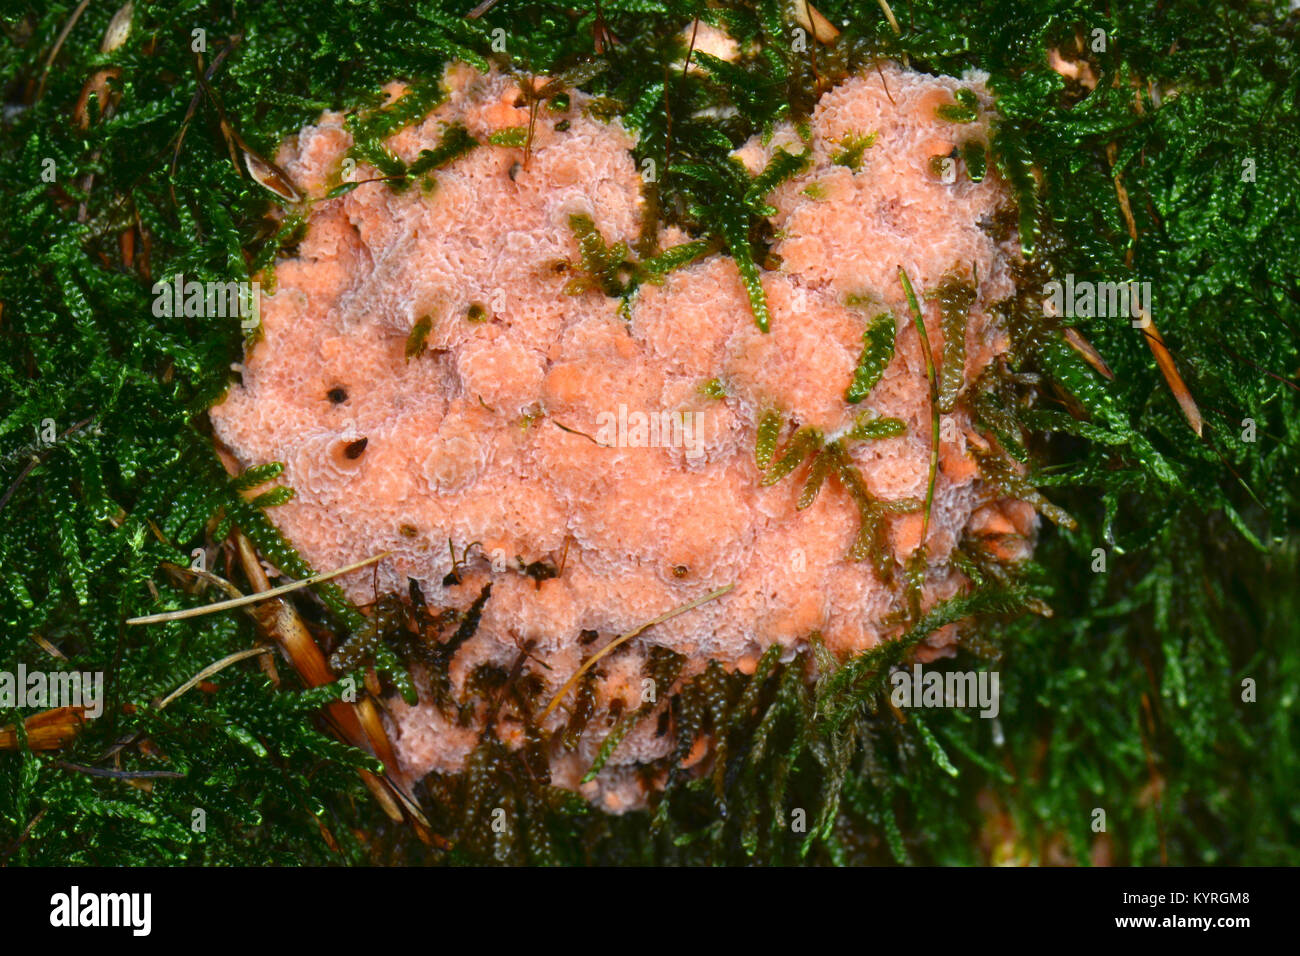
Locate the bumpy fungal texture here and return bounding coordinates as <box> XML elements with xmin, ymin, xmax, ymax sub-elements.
<box><xmin>210</xmin><ymin>63</ymin><xmax>1037</xmax><ymax>812</ymax></box>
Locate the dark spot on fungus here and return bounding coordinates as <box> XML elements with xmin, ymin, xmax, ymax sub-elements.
<box><xmin>521</xmin><ymin>557</ymin><xmax>559</xmax><ymax>588</ymax></box>
<box><xmin>466</xmin><ymin>302</ymin><xmax>488</xmax><ymax>323</ymax></box>
<box><xmin>327</xmin><ymin>386</ymin><xmax>347</xmax><ymax>403</ymax></box>
<box><xmin>399</xmin><ymin>523</ymin><xmax>418</xmax><ymax>537</ymax></box>
<box><xmin>344</xmin><ymin>437</ymin><xmax>368</xmax><ymax>460</ymax></box>
<box><xmin>508</xmin><ymin>161</ymin><xmax>521</xmax><ymax>181</ymax></box>
<box><xmin>408</xmin><ymin>578</ymin><xmax>426</xmax><ymax>608</ymax></box>
<box><xmin>554</xmin><ymin>119</ymin><xmax>570</xmax><ymax>132</ymax></box>
<box><xmin>672</xmin><ymin>564</ymin><xmax>689</xmax><ymax>578</ymax></box>
<box><xmin>579</xmin><ymin>628</ymin><xmax>599</xmax><ymax>645</ymax></box>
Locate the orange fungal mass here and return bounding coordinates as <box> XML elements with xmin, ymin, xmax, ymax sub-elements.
<box><xmin>210</xmin><ymin>63</ymin><xmax>1034</xmax><ymax>810</ymax></box>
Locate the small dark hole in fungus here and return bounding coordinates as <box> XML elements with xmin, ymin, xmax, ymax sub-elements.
<box><xmin>508</xmin><ymin>161</ymin><xmax>521</xmax><ymax>181</ymax></box>
<box><xmin>466</xmin><ymin>302</ymin><xmax>488</xmax><ymax>323</ymax></box>
<box><xmin>409</xmin><ymin>578</ymin><xmax>426</xmax><ymax>607</ymax></box>
<box><xmin>521</xmin><ymin>558</ymin><xmax>559</xmax><ymax>588</ymax></box>
<box><xmin>327</xmin><ymin>386</ymin><xmax>347</xmax><ymax>403</ymax></box>
<box><xmin>554</xmin><ymin>119</ymin><xmax>570</xmax><ymax>132</ymax></box>
<box><xmin>579</xmin><ymin>628</ymin><xmax>599</xmax><ymax>645</ymax></box>
<box><xmin>672</xmin><ymin>564</ymin><xmax>689</xmax><ymax>578</ymax></box>
<box><xmin>344</xmin><ymin>437</ymin><xmax>368</xmax><ymax>460</ymax></box>
<box><xmin>399</xmin><ymin>523</ymin><xmax>418</xmax><ymax>538</ymax></box>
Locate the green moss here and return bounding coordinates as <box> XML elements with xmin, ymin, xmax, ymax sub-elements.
<box><xmin>845</xmin><ymin>312</ymin><xmax>896</xmax><ymax>404</ymax></box>
<box><xmin>936</xmin><ymin>87</ymin><xmax>980</xmax><ymax>123</ymax></box>
<box><xmin>405</xmin><ymin>315</ymin><xmax>433</xmax><ymax>358</ymax></box>
<box><xmin>698</xmin><ymin>378</ymin><xmax>727</xmax><ymax>399</ymax></box>
<box><xmin>831</xmin><ymin>131</ymin><xmax>877</xmax><ymax>170</ymax></box>
<box><xmin>931</xmin><ymin>273</ymin><xmax>977</xmax><ymax>413</ymax></box>
<box><xmin>487</xmin><ymin>126</ymin><xmax>528</xmax><ymax>148</ymax></box>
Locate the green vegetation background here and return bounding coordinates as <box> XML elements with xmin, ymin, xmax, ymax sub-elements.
<box><xmin>1</xmin><ymin>0</ymin><xmax>1297</xmax><ymax>865</ymax></box>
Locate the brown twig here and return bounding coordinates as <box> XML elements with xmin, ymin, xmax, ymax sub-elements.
<box><xmin>225</xmin><ymin>527</ymin><xmax>437</xmax><ymax>839</ymax></box>
<box><xmin>155</xmin><ymin>646</ymin><xmax>273</xmax><ymax>710</ymax></box>
<box><xmin>125</xmin><ymin>550</ymin><xmax>390</xmax><ymax>624</ymax></box>
<box><xmin>0</xmin><ymin>808</ymin><xmax>48</xmax><ymax>866</ymax></box>
<box><xmin>0</xmin><ymin>707</ymin><xmax>88</xmax><ymax>751</ymax></box>
<box><xmin>682</xmin><ymin>15</ymin><xmax>701</xmax><ymax>78</ymax></box>
<box><xmin>55</xmin><ymin>761</ymin><xmax>185</xmax><ymax>780</ymax></box>
<box><xmin>35</xmin><ymin>0</ymin><xmax>93</xmax><ymax>101</ymax></box>
<box><xmin>0</xmin><ymin>417</ymin><xmax>94</xmax><ymax>514</ymax></box>
<box><xmin>1107</xmin><ymin>143</ymin><xmax>1203</xmax><ymax>435</ymax></box>
<box><xmin>1063</xmin><ymin>327</ymin><xmax>1115</xmax><ymax>380</ymax></box>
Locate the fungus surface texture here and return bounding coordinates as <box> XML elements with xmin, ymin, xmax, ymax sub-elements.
<box><xmin>210</xmin><ymin>63</ymin><xmax>1035</xmax><ymax>809</ymax></box>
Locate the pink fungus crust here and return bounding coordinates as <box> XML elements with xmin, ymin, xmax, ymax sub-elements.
<box><xmin>210</xmin><ymin>63</ymin><xmax>1037</xmax><ymax>811</ymax></box>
